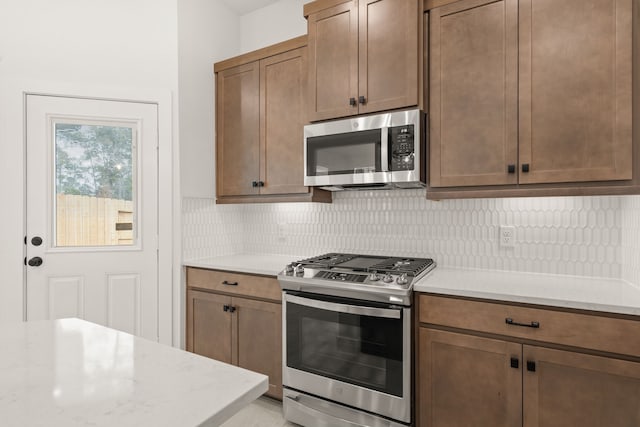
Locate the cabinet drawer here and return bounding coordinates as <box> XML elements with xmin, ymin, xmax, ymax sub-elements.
<box><xmin>187</xmin><ymin>267</ymin><xmax>281</xmax><ymax>302</ymax></box>
<box><xmin>419</xmin><ymin>295</ymin><xmax>640</xmax><ymax>357</ymax></box>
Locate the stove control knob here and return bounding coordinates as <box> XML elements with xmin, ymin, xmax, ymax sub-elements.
<box><xmin>396</xmin><ymin>273</ymin><xmax>408</xmax><ymax>285</ymax></box>
<box><xmin>285</xmin><ymin>264</ymin><xmax>294</xmax><ymax>275</ymax></box>
<box><xmin>369</xmin><ymin>271</ymin><xmax>380</xmax><ymax>281</ymax></box>
<box><xmin>382</xmin><ymin>273</ymin><xmax>394</xmax><ymax>283</ymax></box>
<box><xmin>295</xmin><ymin>264</ymin><xmax>305</xmax><ymax>276</ymax></box>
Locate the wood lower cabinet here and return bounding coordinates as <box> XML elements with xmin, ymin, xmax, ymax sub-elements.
<box><xmin>186</xmin><ymin>268</ymin><xmax>282</xmax><ymax>399</ymax></box>
<box><xmin>417</xmin><ymin>294</ymin><xmax>640</xmax><ymax>427</ymax></box>
<box><xmin>523</xmin><ymin>346</ymin><xmax>640</xmax><ymax>427</ymax></box>
<box><xmin>426</xmin><ymin>0</ymin><xmax>640</xmax><ymax>198</ymax></box>
<box><xmin>305</xmin><ymin>0</ymin><xmax>420</xmax><ymax>121</ymax></box>
<box><xmin>419</xmin><ymin>329</ymin><xmax>522</xmax><ymax>427</ymax></box>
<box><xmin>215</xmin><ymin>36</ymin><xmax>330</xmax><ymax>204</ymax></box>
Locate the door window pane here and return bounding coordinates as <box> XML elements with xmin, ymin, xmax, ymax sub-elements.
<box><xmin>54</xmin><ymin>122</ymin><xmax>136</xmax><ymax>247</ymax></box>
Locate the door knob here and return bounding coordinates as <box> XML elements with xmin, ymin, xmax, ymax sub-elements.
<box><xmin>28</xmin><ymin>257</ymin><xmax>43</xmax><ymax>267</ymax></box>
<box><xmin>31</xmin><ymin>236</ymin><xmax>43</xmax><ymax>246</ymax></box>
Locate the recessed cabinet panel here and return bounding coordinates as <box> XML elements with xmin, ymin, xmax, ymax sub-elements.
<box><xmin>260</xmin><ymin>48</ymin><xmax>309</xmax><ymax>196</ymax></box>
<box><xmin>519</xmin><ymin>0</ymin><xmax>632</xmax><ymax>184</ymax></box>
<box><xmin>523</xmin><ymin>345</ymin><xmax>640</xmax><ymax>427</ymax></box>
<box><xmin>308</xmin><ymin>2</ymin><xmax>358</xmax><ymax>121</ymax></box>
<box><xmin>419</xmin><ymin>328</ymin><xmax>522</xmax><ymax>427</ymax></box>
<box><xmin>358</xmin><ymin>0</ymin><xmax>419</xmax><ymax>114</ymax></box>
<box><xmin>216</xmin><ymin>62</ymin><xmax>260</xmax><ymax>197</ymax></box>
<box><xmin>429</xmin><ymin>0</ymin><xmax>518</xmax><ymax>187</ymax></box>
<box><xmin>235</xmin><ymin>297</ymin><xmax>282</xmax><ymax>398</ymax></box>
<box><xmin>187</xmin><ymin>290</ymin><xmax>233</xmax><ymax>364</ymax></box>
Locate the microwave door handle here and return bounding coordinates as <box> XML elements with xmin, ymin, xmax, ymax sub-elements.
<box><xmin>285</xmin><ymin>294</ymin><xmax>401</xmax><ymax>319</ymax></box>
<box><xmin>381</xmin><ymin>127</ymin><xmax>389</xmax><ymax>172</ymax></box>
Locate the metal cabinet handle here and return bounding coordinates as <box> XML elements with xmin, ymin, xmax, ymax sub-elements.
<box><xmin>285</xmin><ymin>294</ymin><xmax>401</xmax><ymax>319</ymax></box>
<box><xmin>229</xmin><ymin>306</ymin><xmax>236</xmax><ymax>313</ymax></box>
<box><xmin>252</xmin><ymin>181</ymin><xmax>259</xmax><ymax>187</ymax></box>
<box><xmin>527</xmin><ymin>361</ymin><xmax>536</xmax><ymax>372</ymax></box>
<box><xmin>349</xmin><ymin>97</ymin><xmax>357</xmax><ymax>107</ymax></box>
<box><xmin>522</xmin><ymin>163</ymin><xmax>530</xmax><ymax>173</ymax></box>
<box><xmin>505</xmin><ymin>317</ymin><xmax>540</xmax><ymax>328</ymax></box>
<box><xmin>507</xmin><ymin>164</ymin><xmax>515</xmax><ymax>174</ymax></box>
<box><xmin>510</xmin><ymin>357</ymin><xmax>519</xmax><ymax>369</ymax></box>
<box><xmin>358</xmin><ymin>95</ymin><xmax>366</xmax><ymax>105</ymax></box>
<box><xmin>222</xmin><ymin>280</ymin><xmax>238</xmax><ymax>286</ymax></box>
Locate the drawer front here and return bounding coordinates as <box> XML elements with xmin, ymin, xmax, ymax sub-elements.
<box><xmin>419</xmin><ymin>294</ymin><xmax>640</xmax><ymax>358</ymax></box>
<box><xmin>187</xmin><ymin>267</ymin><xmax>281</xmax><ymax>302</ymax></box>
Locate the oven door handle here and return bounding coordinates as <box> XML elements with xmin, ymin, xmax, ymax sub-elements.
<box><xmin>285</xmin><ymin>294</ymin><xmax>401</xmax><ymax>319</ymax></box>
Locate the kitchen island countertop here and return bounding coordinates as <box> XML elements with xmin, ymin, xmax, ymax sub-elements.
<box><xmin>415</xmin><ymin>267</ymin><xmax>640</xmax><ymax>316</ymax></box>
<box><xmin>0</xmin><ymin>318</ymin><xmax>267</xmax><ymax>426</ymax></box>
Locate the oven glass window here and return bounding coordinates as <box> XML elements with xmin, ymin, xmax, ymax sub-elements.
<box><xmin>306</xmin><ymin>129</ymin><xmax>381</xmax><ymax>176</ymax></box>
<box><xmin>286</xmin><ymin>295</ymin><xmax>403</xmax><ymax>397</ymax></box>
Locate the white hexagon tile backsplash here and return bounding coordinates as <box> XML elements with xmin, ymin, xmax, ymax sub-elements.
<box><xmin>183</xmin><ymin>192</ymin><xmax>640</xmax><ymax>285</ymax></box>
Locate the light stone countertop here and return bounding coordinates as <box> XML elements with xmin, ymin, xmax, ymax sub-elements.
<box><xmin>0</xmin><ymin>318</ymin><xmax>268</xmax><ymax>427</ymax></box>
<box><xmin>415</xmin><ymin>267</ymin><xmax>640</xmax><ymax>316</ymax></box>
<box><xmin>184</xmin><ymin>253</ymin><xmax>302</xmax><ymax>276</ymax></box>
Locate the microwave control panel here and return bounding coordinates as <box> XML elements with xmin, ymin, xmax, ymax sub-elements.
<box><xmin>388</xmin><ymin>125</ymin><xmax>415</xmax><ymax>171</ymax></box>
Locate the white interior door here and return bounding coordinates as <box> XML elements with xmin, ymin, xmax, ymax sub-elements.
<box><xmin>26</xmin><ymin>94</ymin><xmax>159</xmax><ymax>341</ymax></box>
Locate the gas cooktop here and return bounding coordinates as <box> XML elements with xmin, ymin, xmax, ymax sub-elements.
<box><xmin>278</xmin><ymin>253</ymin><xmax>436</xmax><ymax>305</ymax></box>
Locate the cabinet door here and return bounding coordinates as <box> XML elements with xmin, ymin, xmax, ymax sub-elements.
<box><xmin>418</xmin><ymin>328</ymin><xmax>522</xmax><ymax>427</ymax></box>
<box><xmin>429</xmin><ymin>0</ymin><xmax>518</xmax><ymax>187</ymax></box>
<box><xmin>259</xmin><ymin>47</ymin><xmax>309</xmax><ymax>196</ymax></box>
<box><xmin>216</xmin><ymin>62</ymin><xmax>260</xmax><ymax>197</ymax></box>
<box><xmin>523</xmin><ymin>345</ymin><xmax>640</xmax><ymax>427</ymax></box>
<box><xmin>307</xmin><ymin>1</ymin><xmax>358</xmax><ymax>121</ymax></box>
<box><xmin>518</xmin><ymin>0</ymin><xmax>632</xmax><ymax>184</ymax></box>
<box><xmin>358</xmin><ymin>0</ymin><xmax>419</xmax><ymax>114</ymax></box>
<box><xmin>233</xmin><ymin>297</ymin><xmax>282</xmax><ymax>399</ymax></box>
<box><xmin>186</xmin><ymin>290</ymin><xmax>232</xmax><ymax>364</ymax></box>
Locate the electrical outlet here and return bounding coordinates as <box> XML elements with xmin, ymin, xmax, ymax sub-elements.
<box><xmin>277</xmin><ymin>223</ymin><xmax>286</xmax><ymax>243</ymax></box>
<box><xmin>499</xmin><ymin>226</ymin><xmax>516</xmax><ymax>248</ymax></box>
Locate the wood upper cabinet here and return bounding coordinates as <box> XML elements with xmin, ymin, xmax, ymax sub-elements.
<box><xmin>307</xmin><ymin>1</ymin><xmax>358</xmax><ymax>121</ymax></box>
<box><xmin>216</xmin><ymin>62</ymin><xmax>260</xmax><ymax>197</ymax></box>
<box><xmin>429</xmin><ymin>0</ymin><xmax>518</xmax><ymax>187</ymax></box>
<box><xmin>518</xmin><ymin>0</ymin><xmax>632</xmax><ymax>184</ymax></box>
<box><xmin>186</xmin><ymin>268</ymin><xmax>283</xmax><ymax>399</ymax></box>
<box><xmin>215</xmin><ymin>37</ymin><xmax>331</xmax><ymax>204</ymax></box>
<box><xmin>259</xmin><ymin>48</ymin><xmax>308</xmax><ymax>196</ymax></box>
<box><xmin>306</xmin><ymin>0</ymin><xmax>420</xmax><ymax>121</ymax></box>
<box><xmin>427</xmin><ymin>0</ymin><xmax>638</xmax><ymax>197</ymax></box>
<box><xmin>417</xmin><ymin>294</ymin><xmax>640</xmax><ymax>427</ymax></box>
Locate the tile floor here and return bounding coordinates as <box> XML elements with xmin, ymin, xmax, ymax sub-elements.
<box><xmin>222</xmin><ymin>396</ymin><xmax>298</xmax><ymax>427</ymax></box>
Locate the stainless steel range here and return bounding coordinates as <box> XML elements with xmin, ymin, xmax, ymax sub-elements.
<box><xmin>278</xmin><ymin>253</ymin><xmax>436</xmax><ymax>427</ymax></box>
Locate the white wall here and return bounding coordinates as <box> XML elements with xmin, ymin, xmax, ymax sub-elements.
<box><xmin>239</xmin><ymin>0</ymin><xmax>308</xmax><ymax>53</ymax></box>
<box><xmin>0</xmin><ymin>0</ymin><xmax>179</xmax><ymax>324</ymax></box>
<box><xmin>179</xmin><ymin>0</ymin><xmax>240</xmax><ymax>198</ymax></box>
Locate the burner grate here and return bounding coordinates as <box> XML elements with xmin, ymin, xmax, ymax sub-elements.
<box><xmin>368</xmin><ymin>258</ymin><xmax>434</xmax><ymax>276</ymax></box>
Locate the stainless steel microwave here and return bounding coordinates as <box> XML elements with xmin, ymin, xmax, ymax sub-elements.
<box><xmin>304</xmin><ymin>109</ymin><xmax>426</xmax><ymax>191</ymax></box>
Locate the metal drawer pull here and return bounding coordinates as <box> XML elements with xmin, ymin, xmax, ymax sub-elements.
<box><xmin>222</xmin><ymin>280</ymin><xmax>238</xmax><ymax>286</ymax></box>
<box><xmin>285</xmin><ymin>294</ymin><xmax>401</xmax><ymax>319</ymax></box>
<box><xmin>505</xmin><ymin>317</ymin><xmax>540</xmax><ymax>328</ymax></box>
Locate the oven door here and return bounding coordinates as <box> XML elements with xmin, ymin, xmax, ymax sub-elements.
<box><xmin>283</xmin><ymin>292</ymin><xmax>411</xmax><ymax>423</ymax></box>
